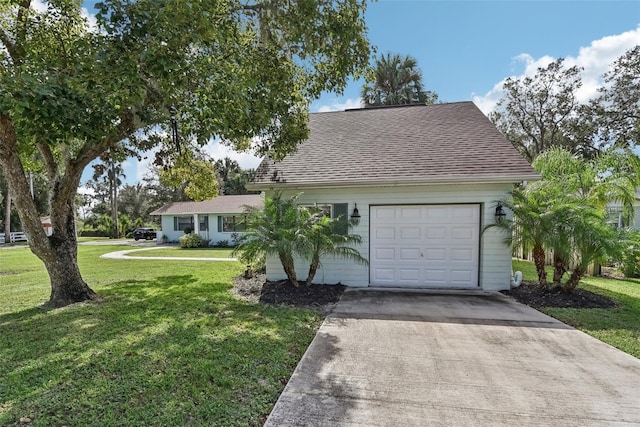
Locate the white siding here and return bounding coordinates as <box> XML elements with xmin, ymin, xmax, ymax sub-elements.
<box><xmin>265</xmin><ymin>183</ymin><xmax>514</xmax><ymax>291</ymax></box>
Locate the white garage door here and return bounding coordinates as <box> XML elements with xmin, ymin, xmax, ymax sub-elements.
<box><xmin>370</xmin><ymin>205</ymin><xmax>480</xmax><ymax>288</ymax></box>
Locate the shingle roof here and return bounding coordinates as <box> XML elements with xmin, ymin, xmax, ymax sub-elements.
<box><xmin>150</xmin><ymin>194</ymin><xmax>263</xmax><ymax>216</ymax></box>
<box><xmin>250</xmin><ymin>102</ymin><xmax>538</xmax><ymax>188</ymax></box>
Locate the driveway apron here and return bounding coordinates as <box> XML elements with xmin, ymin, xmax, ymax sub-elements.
<box><xmin>265</xmin><ymin>290</ymin><xmax>640</xmax><ymax>427</ymax></box>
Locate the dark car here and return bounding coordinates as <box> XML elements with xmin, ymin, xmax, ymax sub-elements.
<box><xmin>133</xmin><ymin>228</ymin><xmax>157</xmax><ymax>241</ymax></box>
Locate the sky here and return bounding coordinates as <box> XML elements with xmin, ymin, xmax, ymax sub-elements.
<box><xmin>78</xmin><ymin>0</ymin><xmax>640</xmax><ymax>187</ymax></box>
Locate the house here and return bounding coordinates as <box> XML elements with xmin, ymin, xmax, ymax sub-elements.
<box><xmin>150</xmin><ymin>194</ymin><xmax>263</xmax><ymax>245</ymax></box>
<box><xmin>248</xmin><ymin>101</ymin><xmax>539</xmax><ymax>290</ymax></box>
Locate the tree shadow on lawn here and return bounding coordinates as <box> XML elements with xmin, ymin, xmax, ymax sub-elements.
<box><xmin>0</xmin><ymin>275</ymin><xmax>323</xmax><ymax>426</ymax></box>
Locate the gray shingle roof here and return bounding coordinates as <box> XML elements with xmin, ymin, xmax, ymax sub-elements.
<box><xmin>150</xmin><ymin>194</ymin><xmax>263</xmax><ymax>216</ymax></box>
<box><xmin>250</xmin><ymin>102</ymin><xmax>538</xmax><ymax>188</ymax></box>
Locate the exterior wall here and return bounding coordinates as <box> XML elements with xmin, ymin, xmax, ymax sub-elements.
<box><xmin>159</xmin><ymin>213</ymin><xmax>245</xmax><ymax>245</ymax></box>
<box><xmin>264</xmin><ymin>183</ymin><xmax>515</xmax><ymax>291</ymax></box>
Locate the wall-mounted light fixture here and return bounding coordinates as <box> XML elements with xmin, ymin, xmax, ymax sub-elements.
<box><xmin>495</xmin><ymin>203</ymin><xmax>506</xmax><ymax>222</ymax></box>
<box><xmin>350</xmin><ymin>203</ymin><xmax>361</xmax><ymax>226</ymax></box>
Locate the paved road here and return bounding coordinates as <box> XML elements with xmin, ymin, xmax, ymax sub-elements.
<box><xmin>265</xmin><ymin>290</ymin><xmax>640</xmax><ymax>427</ymax></box>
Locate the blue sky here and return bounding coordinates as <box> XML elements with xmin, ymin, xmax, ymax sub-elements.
<box><xmin>75</xmin><ymin>0</ymin><xmax>640</xmax><ymax>186</ymax></box>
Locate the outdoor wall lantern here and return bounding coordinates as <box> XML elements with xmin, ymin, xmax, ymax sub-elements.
<box><xmin>350</xmin><ymin>203</ymin><xmax>361</xmax><ymax>226</ymax></box>
<box><xmin>495</xmin><ymin>203</ymin><xmax>507</xmax><ymax>222</ymax></box>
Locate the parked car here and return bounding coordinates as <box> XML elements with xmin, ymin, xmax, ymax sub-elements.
<box><xmin>133</xmin><ymin>228</ymin><xmax>157</xmax><ymax>241</ymax></box>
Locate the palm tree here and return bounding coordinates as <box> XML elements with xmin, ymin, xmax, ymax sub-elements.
<box><xmin>533</xmin><ymin>147</ymin><xmax>639</xmax><ymax>284</ymax></box>
<box><xmin>487</xmin><ymin>187</ymin><xmax>557</xmax><ymax>288</ymax></box>
<box><xmin>235</xmin><ymin>192</ymin><xmax>312</xmax><ymax>286</ymax></box>
<box><xmin>303</xmin><ymin>213</ymin><xmax>368</xmax><ymax>286</ymax></box>
<box><xmin>563</xmin><ymin>207</ymin><xmax>620</xmax><ymax>292</ymax></box>
<box><xmin>361</xmin><ymin>52</ymin><xmax>438</xmax><ymax>107</ymax></box>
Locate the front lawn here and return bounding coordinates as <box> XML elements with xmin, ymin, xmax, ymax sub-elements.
<box><xmin>130</xmin><ymin>247</ymin><xmax>236</xmax><ymax>258</ymax></box>
<box><xmin>0</xmin><ymin>246</ymin><xmax>322</xmax><ymax>426</ymax></box>
<box><xmin>512</xmin><ymin>259</ymin><xmax>640</xmax><ymax>358</ymax></box>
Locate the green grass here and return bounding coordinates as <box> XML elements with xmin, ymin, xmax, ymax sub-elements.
<box><xmin>130</xmin><ymin>247</ymin><xmax>236</xmax><ymax>258</ymax></box>
<box><xmin>77</xmin><ymin>236</ymin><xmax>111</xmax><ymax>242</ymax></box>
<box><xmin>0</xmin><ymin>246</ymin><xmax>323</xmax><ymax>426</ymax></box>
<box><xmin>513</xmin><ymin>259</ymin><xmax>640</xmax><ymax>358</ymax></box>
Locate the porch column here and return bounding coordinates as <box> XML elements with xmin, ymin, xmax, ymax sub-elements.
<box><xmin>194</xmin><ymin>213</ymin><xmax>200</xmax><ymax>235</ymax></box>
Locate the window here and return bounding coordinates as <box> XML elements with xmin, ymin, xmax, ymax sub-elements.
<box><xmin>199</xmin><ymin>216</ymin><xmax>209</xmax><ymax>231</ymax></box>
<box><xmin>218</xmin><ymin>215</ymin><xmax>246</xmax><ymax>232</ymax></box>
<box><xmin>305</xmin><ymin>204</ymin><xmax>332</xmax><ymax>217</ymax></box>
<box><xmin>174</xmin><ymin>216</ymin><xmax>193</xmax><ymax>231</ymax></box>
<box><xmin>301</xmin><ymin>203</ymin><xmax>348</xmax><ymax>235</ymax></box>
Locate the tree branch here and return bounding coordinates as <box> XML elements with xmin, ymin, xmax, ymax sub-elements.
<box><xmin>37</xmin><ymin>142</ymin><xmax>58</xmax><ymax>180</ymax></box>
<box><xmin>0</xmin><ymin>29</ymin><xmax>17</xmax><ymax>59</ymax></box>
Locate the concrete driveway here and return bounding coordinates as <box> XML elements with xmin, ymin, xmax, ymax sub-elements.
<box><xmin>265</xmin><ymin>290</ymin><xmax>640</xmax><ymax>427</ymax></box>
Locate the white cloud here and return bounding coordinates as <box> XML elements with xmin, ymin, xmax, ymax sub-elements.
<box><xmin>473</xmin><ymin>26</ymin><xmax>640</xmax><ymax>116</ymax></box>
<box><xmin>31</xmin><ymin>0</ymin><xmax>97</xmax><ymax>30</ymax></box>
<box><xmin>203</xmin><ymin>141</ymin><xmax>263</xmax><ymax>170</ymax></box>
<box><xmin>314</xmin><ymin>97</ymin><xmax>363</xmax><ymax>113</ymax></box>
<box><xmin>77</xmin><ymin>185</ymin><xmax>96</xmax><ymax>196</ymax></box>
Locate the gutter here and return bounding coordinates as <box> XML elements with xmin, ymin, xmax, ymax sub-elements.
<box><xmin>246</xmin><ymin>173</ymin><xmax>541</xmax><ymax>191</ymax></box>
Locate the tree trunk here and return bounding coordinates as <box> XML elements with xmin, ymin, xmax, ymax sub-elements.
<box><xmin>552</xmin><ymin>253</ymin><xmax>566</xmax><ymax>286</ymax></box>
<box><xmin>4</xmin><ymin>184</ymin><xmax>10</xmax><ymax>244</ymax></box>
<box><xmin>279</xmin><ymin>252</ymin><xmax>298</xmax><ymax>286</ymax></box>
<box><xmin>532</xmin><ymin>244</ymin><xmax>548</xmax><ymax>288</ymax></box>
<box><xmin>564</xmin><ymin>266</ymin><xmax>585</xmax><ymax>293</ymax></box>
<box><xmin>306</xmin><ymin>258</ymin><xmax>319</xmax><ymax>286</ymax></box>
<box><xmin>0</xmin><ymin>113</ymin><xmax>100</xmax><ymax>308</ymax></box>
<box><xmin>111</xmin><ymin>160</ymin><xmax>119</xmax><ymax>239</ymax></box>
<box><xmin>43</xmin><ymin>241</ymin><xmax>100</xmax><ymax>308</ymax></box>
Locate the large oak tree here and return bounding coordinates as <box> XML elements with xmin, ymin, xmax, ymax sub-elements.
<box><xmin>0</xmin><ymin>0</ymin><xmax>371</xmax><ymax>308</ymax></box>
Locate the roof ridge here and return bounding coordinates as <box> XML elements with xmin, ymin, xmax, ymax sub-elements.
<box><xmin>309</xmin><ymin>100</ymin><xmax>473</xmax><ymax>115</ymax></box>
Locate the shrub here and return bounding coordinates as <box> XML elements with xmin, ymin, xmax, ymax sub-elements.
<box><xmin>179</xmin><ymin>233</ymin><xmax>204</xmax><ymax>248</ymax></box>
<box><xmin>214</xmin><ymin>240</ymin><xmax>230</xmax><ymax>248</ymax></box>
<box><xmin>183</xmin><ymin>227</ymin><xmax>192</xmax><ymax>234</ymax></box>
<box><xmin>619</xmin><ymin>231</ymin><xmax>640</xmax><ymax>278</ymax></box>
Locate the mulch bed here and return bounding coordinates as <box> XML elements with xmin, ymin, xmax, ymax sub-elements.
<box><xmin>231</xmin><ymin>273</ymin><xmax>346</xmax><ymax>312</ymax></box>
<box><xmin>234</xmin><ymin>274</ymin><xmax>618</xmax><ymax>311</ymax></box>
<box><xmin>501</xmin><ymin>281</ymin><xmax>617</xmax><ymax>309</ymax></box>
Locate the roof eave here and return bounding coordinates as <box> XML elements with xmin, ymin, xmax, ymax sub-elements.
<box><xmin>247</xmin><ymin>173</ymin><xmax>540</xmax><ymax>191</ymax></box>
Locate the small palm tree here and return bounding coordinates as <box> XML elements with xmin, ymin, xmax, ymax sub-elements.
<box><xmin>563</xmin><ymin>208</ymin><xmax>620</xmax><ymax>292</ymax></box>
<box><xmin>235</xmin><ymin>192</ymin><xmax>311</xmax><ymax>286</ymax></box>
<box><xmin>303</xmin><ymin>213</ymin><xmax>368</xmax><ymax>286</ymax></box>
<box><xmin>486</xmin><ymin>187</ymin><xmax>556</xmax><ymax>288</ymax></box>
<box><xmin>361</xmin><ymin>52</ymin><xmax>438</xmax><ymax>107</ymax></box>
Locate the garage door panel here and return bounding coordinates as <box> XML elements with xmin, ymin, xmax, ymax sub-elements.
<box><xmin>375</xmin><ymin>227</ymin><xmax>396</xmax><ymax>240</ymax></box>
<box><xmin>374</xmin><ymin>248</ymin><xmax>395</xmax><ymax>260</ymax></box>
<box><xmin>400</xmin><ymin>227</ymin><xmax>421</xmax><ymax>239</ymax></box>
<box><xmin>424</xmin><ymin>248</ymin><xmax>446</xmax><ymax>261</ymax></box>
<box><xmin>451</xmin><ymin>226</ymin><xmax>476</xmax><ymax>240</ymax></box>
<box><xmin>398</xmin><ymin>269</ymin><xmax>420</xmax><ymax>281</ymax></box>
<box><xmin>426</xmin><ymin>227</ymin><xmax>447</xmax><ymax>239</ymax></box>
<box><xmin>400</xmin><ymin>207</ymin><xmax>422</xmax><ymax>220</ymax></box>
<box><xmin>451</xmin><ymin>268</ymin><xmax>473</xmax><ymax>279</ymax></box>
<box><xmin>452</xmin><ymin>206</ymin><xmax>478</xmax><ymax>219</ymax></box>
<box><xmin>373</xmin><ymin>268</ymin><xmax>395</xmax><ymax>281</ymax></box>
<box><xmin>400</xmin><ymin>248</ymin><xmax>421</xmax><ymax>260</ymax></box>
<box><xmin>451</xmin><ymin>248</ymin><xmax>474</xmax><ymax>262</ymax></box>
<box><xmin>370</xmin><ymin>205</ymin><xmax>479</xmax><ymax>288</ymax></box>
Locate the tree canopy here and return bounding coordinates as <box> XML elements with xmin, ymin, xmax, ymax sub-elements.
<box><xmin>361</xmin><ymin>52</ymin><xmax>438</xmax><ymax>107</ymax></box>
<box><xmin>491</xmin><ymin>46</ymin><xmax>640</xmax><ymax>162</ymax></box>
<box><xmin>0</xmin><ymin>0</ymin><xmax>371</xmax><ymax>307</ymax></box>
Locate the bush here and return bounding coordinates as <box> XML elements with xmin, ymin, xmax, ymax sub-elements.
<box><xmin>183</xmin><ymin>227</ymin><xmax>192</xmax><ymax>234</ymax></box>
<box><xmin>621</xmin><ymin>242</ymin><xmax>640</xmax><ymax>278</ymax></box>
<box><xmin>214</xmin><ymin>239</ymin><xmax>231</xmax><ymax>248</ymax></box>
<box><xmin>179</xmin><ymin>233</ymin><xmax>205</xmax><ymax>248</ymax></box>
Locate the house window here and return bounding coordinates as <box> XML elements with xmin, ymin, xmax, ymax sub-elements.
<box><xmin>174</xmin><ymin>216</ymin><xmax>193</xmax><ymax>231</ymax></box>
<box><xmin>199</xmin><ymin>216</ymin><xmax>209</xmax><ymax>231</ymax></box>
<box><xmin>218</xmin><ymin>216</ymin><xmax>246</xmax><ymax>232</ymax></box>
<box><xmin>301</xmin><ymin>203</ymin><xmax>348</xmax><ymax>235</ymax></box>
